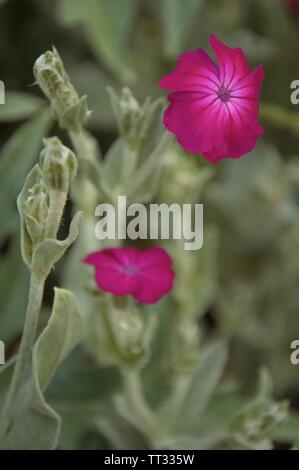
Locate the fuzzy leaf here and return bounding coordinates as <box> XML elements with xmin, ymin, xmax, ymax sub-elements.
<box><xmin>162</xmin><ymin>0</ymin><xmax>204</xmax><ymax>57</ymax></box>
<box><xmin>31</xmin><ymin>211</ymin><xmax>82</xmax><ymax>277</ymax></box>
<box><xmin>58</xmin><ymin>0</ymin><xmax>137</xmax><ymax>81</ymax></box>
<box><xmin>0</xmin><ymin>92</ymin><xmax>45</xmax><ymax>122</ymax></box>
<box><xmin>126</xmin><ymin>132</ymin><xmax>172</xmax><ymax>203</ymax></box>
<box><xmin>176</xmin><ymin>341</ymin><xmax>228</xmax><ymax>433</ymax></box>
<box><xmin>4</xmin><ymin>289</ymin><xmax>82</xmax><ymax>450</ymax></box>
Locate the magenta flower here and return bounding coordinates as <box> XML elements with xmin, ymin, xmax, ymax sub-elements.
<box><xmin>83</xmin><ymin>246</ymin><xmax>175</xmax><ymax>304</ymax></box>
<box><xmin>160</xmin><ymin>34</ymin><xmax>265</xmax><ymax>164</ymax></box>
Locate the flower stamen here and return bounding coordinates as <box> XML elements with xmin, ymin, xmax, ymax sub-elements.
<box><xmin>217</xmin><ymin>87</ymin><xmax>231</xmax><ymax>103</ymax></box>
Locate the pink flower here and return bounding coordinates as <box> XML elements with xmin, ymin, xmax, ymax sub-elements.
<box><xmin>83</xmin><ymin>246</ymin><xmax>175</xmax><ymax>304</ymax></box>
<box><xmin>160</xmin><ymin>34</ymin><xmax>265</xmax><ymax>164</ymax></box>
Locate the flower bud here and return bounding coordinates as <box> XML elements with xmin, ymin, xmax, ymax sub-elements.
<box><xmin>40</xmin><ymin>137</ymin><xmax>77</xmax><ymax>191</ymax></box>
<box><xmin>232</xmin><ymin>400</ymin><xmax>288</xmax><ymax>449</ymax></box>
<box><xmin>86</xmin><ymin>298</ymin><xmax>157</xmax><ymax>368</ymax></box>
<box><xmin>108</xmin><ymin>87</ymin><xmax>163</xmax><ymax>150</ymax></box>
<box><xmin>17</xmin><ymin>165</ymin><xmax>48</xmax><ymax>265</ymax></box>
<box><xmin>231</xmin><ymin>370</ymin><xmax>289</xmax><ymax>449</ymax></box>
<box><xmin>108</xmin><ymin>306</ymin><xmax>155</xmax><ymax>366</ymax></box>
<box><xmin>33</xmin><ymin>47</ymin><xmax>90</xmax><ymax>131</ymax></box>
<box><xmin>23</xmin><ymin>182</ymin><xmax>48</xmax><ymax>245</ymax></box>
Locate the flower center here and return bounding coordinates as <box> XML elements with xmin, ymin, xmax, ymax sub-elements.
<box><xmin>123</xmin><ymin>265</ymin><xmax>139</xmax><ymax>276</ymax></box>
<box><xmin>217</xmin><ymin>87</ymin><xmax>231</xmax><ymax>103</ymax></box>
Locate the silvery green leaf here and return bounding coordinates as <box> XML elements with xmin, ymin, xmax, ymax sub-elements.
<box><xmin>206</xmin><ymin>142</ymin><xmax>294</xmax><ymax>249</ymax></box>
<box><xmin>47</xmin><ymin>347</ymin><xmax>120</xmax><ymax>402</ymax></box>
<box><xmin>3</xmin><ymin>288</ymin><xmax>82</xmax><ymax>449</ymax></box>
<box><xmin>24</xmin><ymin>215</ymin><xmax>43</xmax><ymax>242</ymax></box>
<box><xmin>0</xmin><ymin>92</ymin><xmax>45</xmax><ymax>122</ymax></box>
<box><xmin>95</xmin><ymin>410</ymin><xmax>149</xmax><ymax>450</ymax></box>
<box><xmin>59</xmin><ymin>95</ymin><xmax>89</xmax><ymax>132</ymax></box>
<box><xmin>174</xmin><ymin>341</ymin><xmax>228</xmax><ymax>434</ymax></box>
<box><xmin>171</xmin><ymin>225</ymin><xmax>219</xmax><ymax>319</ymax></box>
<box><xmin>162</xmin><ymin>0</ymin><xmax>205</xmax><ymax>57</ymax></box>
<box><xmin>57</xmin><ymin>0</ymin><xmax>137</xmax><ymax>81</ymax></box>
<box><xmin>34</xmin><ymin>289</ymin><xmax>82</xmax><ymax>390</ymax></box>
<box><xmin>157</xmin><ymin>144</ymin><xmax>214</xmax><ymax>204</ymax></box>
<box><xmin>103</xmin><ymin>138</ymin><xmax>125</xmax><ymax>190</ymax></box>
<box><xmin>68</xmin><ymin>62</ymin><xmax>117</xmax><ymax>130</ymax></box>
<box><xmin>31</xmin><ymin>211</ymin><xmax>82</xmax><ymax>277</ymax></box>
<box><xmin>126</xmin><ymin>132</ymin><xmax>172</xmax><ymax>203</ymax></box>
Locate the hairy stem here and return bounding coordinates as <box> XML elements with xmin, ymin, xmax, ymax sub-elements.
<box><xmin>261</xmin><ymin>102</ymin><xmax>299</xmax><ymax>134</ymax></box>
<box><xmin>44</xmin><ymin>189</ymin><xmax>68</xmax><ymax>239</ymax></box>
<box><xmin>0</xmin><ymin>272</ymin><xmax>45</xmax><ymax>442</ymax></box>
<box><xmin>121</xmin><ymin>368</ymin><xmax>159</xmax><ymax>438</ymax></box>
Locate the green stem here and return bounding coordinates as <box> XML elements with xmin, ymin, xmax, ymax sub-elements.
<box><xmin>0</xmin><ymin>272</ymin><xmax>45</xmax><ymax>441</ymax></box>
<box><xmin>260</xmin><ymin>102</ymin><xmax>299</xmax><ymax>134</ymax></box>
<box><xmin>122</xmin><ymin>143</ymin><xmax>139</xmax><ymax>182</ymax></box>
<box><xmin>166</xmin><ymin>373</ymin><xmax>192</xmax><ymax>432</ymax></box>
<box><xmin>69</xmin><ymin>129</ymin><xmax>111</xmax><ymax>202</ymax></box>
<box><xmin>44</xmin><ymin>189</ymin><xmax>67</xmax><ymax>239</ymax></box>
<box><xmin>121</xmin><ymin>368</ymin><xmax>159</xmax><ymax>437</ymax></box>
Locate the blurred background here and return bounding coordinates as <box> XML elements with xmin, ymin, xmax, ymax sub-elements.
<box><xmin>1</xmin><ymin>0</ymin><xmax>299</xmax><ymax>449</ymax></box>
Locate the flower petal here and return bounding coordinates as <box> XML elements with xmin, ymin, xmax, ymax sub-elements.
<box><xmin>160</xmin><ymin>49</ymin><xmax>219</xmax><ymax>93</ymax></box>
<box><xmin>99</xmin><ymin>247</ymin><xmax>140</xmax><ymax>268</ymax></box>
<box><xmin>134</xmin><ymin>267</ymin><xmax>175</xmax><ymax>304</ymax></box>
<box><xmin>83</xmin><ymin>251</ymin><xmax>120</xmax><ymax>270</ymax></box>
<box><xmin>231</xmin><ymin>65</ymin><xmax>265</xmax><ymax>98</ymax></box>
<box><xmin>209</xmin><ymin>34</ymin><xmax>250</xmax><ymax>88</ymax></box>
<box><xmin>138</xmin><ymin>247</ymin><xmax>173</xmax><ymax>270</ymax></box>
<box><xmin>163</xmin><ymin>91</ymin><xmax>227</xmax><ymax>154</ymax></box>
<box><xmin>95</xmin><ymin>267</ymin><xmax>141</xmax><ymax>296</ymax></box>
<box><xmin>203</xmin><ymin>101</ymin><xmax>264</xmax><ymax>163</ymax></box>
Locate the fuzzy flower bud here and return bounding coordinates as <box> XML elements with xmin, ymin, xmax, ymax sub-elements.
<box><xmin>33</xmin><ymin>47</ymin><xmax>90</xmax><ymax>131</ymax></box>
<box><xmin>108</xmin><ymin>87</ymin><xmax>163</xmax><ymax>150</ymax></box>
<box><xmin>40</xmin><ymin>137</ymin><xmax>77</xmax><ymax>192</ymax></box>
<box><xmin>22</xmin><ymin>182</ymin><xmax>48</xmax><ymax>245</ymax></box>
<box><xmin>17</xmin><ymin>165</ymin><xmax>48</xmax><ymax>265</ymax></box>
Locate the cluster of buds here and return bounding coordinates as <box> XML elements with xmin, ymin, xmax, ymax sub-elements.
<box><xmin>33</xmin><ymin>48</ymin><xmax>90</xmax><ymax>131</ymax></box>
<box><xmin>231</xmin><ymin>371</ymin><xmax>289</xmax><ymax>449</ymax></box>
<box><xmin>18</xmin><ymin>137</ymin><xmax>78</xmax><ymax>268</ymax></box>
<box><xmin>108</xmin><ymin>87</ymin><xmax>164</xmax><ymax>151</ymax></box>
